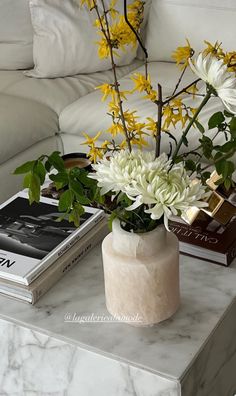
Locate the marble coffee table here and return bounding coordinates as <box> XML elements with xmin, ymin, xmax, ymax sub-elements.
<box><xmin>0</xmin><ymin>244</ymin><xmax>235</xmax><ymax>395</ymax></box>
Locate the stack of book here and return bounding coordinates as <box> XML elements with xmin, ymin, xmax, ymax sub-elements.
<box><xmin>0</xmin><ymin>191</ymin><xmax>107</xmax><ymax>304</ymax></box>
<box><xmin>169</xmin><ymin>214</ymin><xmax>236</xmax><ymax>266</ymax></box>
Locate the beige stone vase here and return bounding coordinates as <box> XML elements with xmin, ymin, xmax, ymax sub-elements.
<box><xmin>102</xmin><ymin>219</ymin><xmax>180</xmax><ymax>326</ymax></box>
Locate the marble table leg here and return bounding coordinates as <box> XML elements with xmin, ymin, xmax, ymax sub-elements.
<box><xmin>181</xmin><ymin>300</ymin><xmax>236</xmax><ymax>396</ymax></box>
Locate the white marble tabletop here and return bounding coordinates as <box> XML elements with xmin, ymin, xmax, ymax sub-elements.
<box><xmin>0</xmin><ymin>244</ymin><xmax>235</xmax><ymax>387</ymax></box>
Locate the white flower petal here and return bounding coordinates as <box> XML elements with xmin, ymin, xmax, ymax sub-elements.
<box><xmin>189</xmin><ymin>54</ymin><xmax>236</xmax><ymax>113</ymax></box>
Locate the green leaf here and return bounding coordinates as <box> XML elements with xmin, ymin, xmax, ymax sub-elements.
<box><xmin>68</xmin><ymin>203</ymin><xmax>85</xmax><ymax>227</ymax></box>
<box><xmin>74</xmin><ymin>194</ymin><xmax>91</xmax><ymax>205</ymax></box>
<box><xmin>222</xmin><ymin>161</ymin><xmax>234</xmax><ymax>180</ymax></box>
<box><xmin>58</xmin><ymin>190</ymin><xmax>73</xmax><ymax>212</ymax></box>
<box><xmin>224</xmin><ymin>178</ymin><xmax>232</xmax><ymax>191</ymax></box>
<box><xmin>201</xmin><ymin>171</ymin><xmax>211</xmax><ymax>183</ymax></box>
<box><xmin>173</xmin><ymin>155</ymin><xmax>183</xmax><ymax>164</ymax></box>
<box><xmin>215</xmin><ymin>159</ymin><xmax>234</xmax><ymax>180</ymax></box>
<box><xmin>229</xmin><ymin>117</ymin><xmax>236</xmax><ymax>136</ymax></box>
<box><xmin>220</xmin><ymin>141</ymin><xmax>236</xmax><ymax>153</ymax></box>
<box><xmin>48</xmin><ymin>152</ymin><xmax>65</xmax><ymax>172</ymax></box>
<box><xmin>208</xmin><ymin>111</ymin><xmax>225</xmax><ymax>129</ymax></box>
<box><xmin>78</xmin><ymin>169</ymin><xmax>96</xmax><ymax>187</ymax></box>
<box><xmin>45</xmin><ymin>160</ymin><xmax>52</xmax><ymax>173</ymax></box>
<box><xmin>13</xmin><ymin>160</ymin><xmax>36</xmax><ymax>175</ymax></box>
<box><xmin>34</xmin><ymin>161</ymin><xmax>46</xmax><ymax>184</ymax></box>
<box><xmin>50</xmin><ymin>172</ymin><xmax>69</xmax><ymax>185</ymax></box>
<box><xmin>23</xmin><ymin>173</ymin><xmax>31</xmax><ymax>188</ymax></box>
<box><xmin>185</xmin><ymin>159</ymin><xmax>196</xmax><ymax>172</ymax></box>
<box><xmin>199</xmin><ymin>136</ymin><xmax>213</xmax><ymax>159</ymax></box>
<box><xmin>28</xmin><ymin>173</ymin><xmax>41</xmax><ymax>204</ymax></box>
<box><xmin>69</xmin><ymin>178</ymin><xmax>84</xmax><ymax>196</ymax></box>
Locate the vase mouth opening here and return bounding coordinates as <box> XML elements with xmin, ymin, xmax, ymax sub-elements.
<box><xmin>113</xmin><ymin>218</ymin><xmax>165</xmax><ymax>236</ymax></box>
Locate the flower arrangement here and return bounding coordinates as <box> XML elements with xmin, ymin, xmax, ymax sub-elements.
<box><xmin>15</xmin><ymin>0</ymin><xmax>236</xmax><ymax>233</ymax></box>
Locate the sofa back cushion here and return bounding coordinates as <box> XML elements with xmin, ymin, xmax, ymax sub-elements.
<box><xmin>145</xmin><ymin>0</ymin><xmax>236</xmax><ymax>61</ymax></box>
<box><xmin>26</xmin><ymin>0</ymin><xmax>141</xmax><ymax>78</ymax></box>
<box><xmin>0</xmin><ymin>0</ymin><xmax>33</xmax><ymax>70</ymax></box>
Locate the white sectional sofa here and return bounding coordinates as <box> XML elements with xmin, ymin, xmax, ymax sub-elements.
<box><xmin>0</xmin><ymin>0</ymin><xmax>235</xmax><ymax>203</ymax></box>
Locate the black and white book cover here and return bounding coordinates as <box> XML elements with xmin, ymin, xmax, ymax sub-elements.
<box><xmin>0</xmin><ymin>191</ymin><xmax>104</xmax><ymax>285</ymax></box>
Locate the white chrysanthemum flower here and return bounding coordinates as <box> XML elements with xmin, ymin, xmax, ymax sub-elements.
<box><xmin>89</xmin><ymin>150</ymin><xmax>209</xmax><ymax>229</ymax></box>
<box><xmin>89</xmin><ymin>150</ymin><xmax>170</xmax><ymax>195</ymax></box>
<box><xmin>189</xmin><ymin>53</ymin><xmax>236</xmax><ymax>114</ymax></box>
<box><xmin>125</xmin><ymin>161</ymin><xmax>209</xmax><ymax>229</ymax></box>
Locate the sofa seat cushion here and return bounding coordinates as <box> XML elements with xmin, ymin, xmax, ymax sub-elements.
<box><xmin>59</xmin><ymin>61</ymin><xmax>226</xmax><ymax>156</ymax></box>
<box><xmin>0</xmin><ymin>61</ymin><xmax>142</xmax><ymax>116</ymax></box>
<box><xmin>0</xmin><ymin>94</ymin><xmax>58</xmax><ymax>165</ymax></box>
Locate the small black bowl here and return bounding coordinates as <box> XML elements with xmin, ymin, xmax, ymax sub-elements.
<box><xmin>62</xmin><ymin>153</ymin><xmax>92</xmax><ymax>171</ymax></box>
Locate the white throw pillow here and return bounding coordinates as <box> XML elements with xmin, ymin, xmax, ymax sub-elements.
<box><xmin>26</xmin><ymin>0</ymin><xmax>140</xmax><ymax>78</ymax></box>
<box><xmin>0</xmin><ymin>0</ymin><xmax>34</xmax><ymax>70</ymax></box>
<box><xmin>146</xmin><ymin>0</ymin><xmax>236</xmax><ymax>62</ymax></box>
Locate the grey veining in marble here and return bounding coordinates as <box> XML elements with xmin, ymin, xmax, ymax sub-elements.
<box><xmin>0</xmin><ymin>246</ymin><xmax>235</xmax><ymax>384</ymax></box>
<box><xmin>0</xmin><ymin>318</ymin><xmax>180</xmax><ymax>396</ymax></box>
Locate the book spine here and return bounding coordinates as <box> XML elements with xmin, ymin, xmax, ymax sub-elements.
<box><xmin>30</xmin><ymin>224</ymin><xmax>108</xmax><ymax>304</ymax></box>
<box><xmin>26</xmin><ymin>212</ymin><xmax>105</xmax><ymax>285</ymax></box>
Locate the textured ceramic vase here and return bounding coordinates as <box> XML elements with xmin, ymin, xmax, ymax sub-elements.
<box><xmin>102</xmin><ymin>220</ymin><xmax>180</xmax><ymax>326</ymax></box>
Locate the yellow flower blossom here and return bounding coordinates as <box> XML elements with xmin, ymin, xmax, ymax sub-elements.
<box><xmin>88</xmin><ymin>146</ymin><xmax>103</xmax><ymax>163</ymax></box>
<box><xmin>109</xmin><ymin>0</ymin><xmax>119</xmax><ymax>20</ymax></box>
<box><xmin>110</xmin><ymin>20</ymin><xmax>131</xmax><ymax>50</ymax></box>
<box><xmin>224</xmin><ymin>52</ymin><xmax>236</xmax><ymax>72</ymax></box>
<box><xmin>171</xmin><ymin>98</ymin><xmax>183</xmax><ymax>109</ymax></box>
<box><xmin>94</xmin><ymin>0</ymin><xmax>144</xmax><ymax>58</ymax></box>
<box><xmin>163</xmin><ymin>106</ymin><xmax>176</xmax><ymax>129</ymax></box>
<box><xmin>94</xmin><ymin>16</ymin><xmax>105</xmax><ymax>29</ymax></box>
<box><xmin>97</xmin><ymin>37</ymin><xmax>110</xmax><ymax>59</ymax></box>
<box><xmin>130</xmin><ymin>135</ymin><xmax>148</xmax><ymax>148</ymax></box>
<box><xmin>127</xmin><ymin>1</ymin><xmax>145</xmax><ymax>31</ymax></box>
<box><xmin>82</xmin><ymin>131</ymin><xmax>102</xmax><ymax>146</ymax></box>
<box><xmin>123</xmin><ymin>110</ymin><xmax>138</xmax><ymax>124</ymax></box>
<box><xmin>96</xmin><ymin>83</ymin><xmax>115</xmax><ymax>101</ymax></box>
<box><xmin>119</xmin><ymin>139</ymin><xmax>128</xmax><ymax>149</ymax></box>
<box><xmin>96</xmin><ymin>84</ymin><xmax>128</xmax><ymax>103</ymax></box>
<box><xmin>186</xmin><ymin>83</ymin><xmax>199</xmax><ymax>99</ymax></box>
<box><xmin>131</xmin><ymin>73</ymin><xmax>157</xmax><ymax>101</ymax></box>
<box><xmin>108</xmin><ymin>101</ymin><xmax>120</xmax><ymax>117</ymax></box>
<box><xmin>203</xmin><ymin>41</ymin><xmax>236</xmax><ymax>72</ymax></box>
<box><xmin>110</xmin><ymin>0</ymin><xmax>117</xmax><ymax>7</ymax></box>
<box><xmin>172</xmin><ymin>39</ymin><xmax>193</xmax><ymax>68</ymax></box>
<box><xmin>80</xmin><ymin>0</ymin><xmax>96</xmax><ymax>8</ymax></box>
<box><xmin>143</xmin><ymin>89</ymin><xmax>157</xmax><ymax>101</ymax></box>
<box><xmin>128</xmin><ymin>0</ymin><xmax>145</xmax><ymax>11</ymax></box>
<box><xmin>174</xmin><ymin>112</ymin><xmax>188</xmax><ymax>128</ymax></box>
<box><xmin>108</xmin><ymin>123</ymin><xmax>124</xmax><ymax>137</ymax></box>
<box><xmin>128</xmin><ymin>122</ymin><xmax>146</xmax><ymax>134</ymax></box>
<box><xmin>101</xmin><ymin>140</ymin><xmax>111</xmax><ymax>150</ymax></box>
<box><xmin>203</xmin><ymin>40</ymin><xmax>224</xmax><ymax>58</ymax></box>
<box><xmin>131</xmin><ymin>73</ymin><xmax>152</xmax><ymax>92</ymax></box>
<box><xmin>146</xmin><ymin>117</ymin><xmax>157</xmax><ymax>136</ymax></box>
